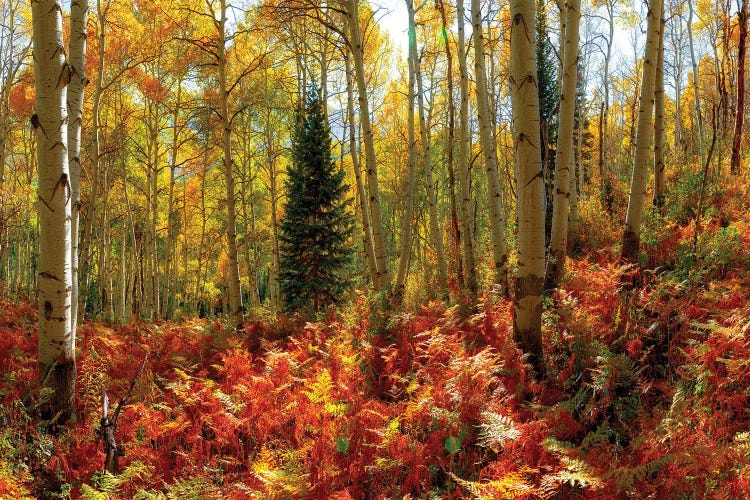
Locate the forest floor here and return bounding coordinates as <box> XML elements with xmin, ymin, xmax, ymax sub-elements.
<box><xmin>2</xmin><ymin>181</ymin><xmax>750</xmax><ymax>498</ymax></box>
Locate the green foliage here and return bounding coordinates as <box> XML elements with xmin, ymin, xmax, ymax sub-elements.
<box><xmin>278</xmin><ymin>87</ymin><xmax>354</xmax><ymax>315</ymax></box>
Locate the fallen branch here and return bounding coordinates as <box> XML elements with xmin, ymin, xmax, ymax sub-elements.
<box><xmin>100</xmin><ymin>351</ymin><xmax>151</xmax><ymax>474</ymax></box>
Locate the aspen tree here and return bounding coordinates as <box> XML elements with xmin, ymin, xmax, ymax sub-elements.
<box><xmin>348</xmin><ymin>0</ymin><xmax>389</xmax><ymax>291</ymax></box>
<box><xmin>622</xmin><ymin>0</ymin><xmax>662</xmax><ymax>261</ymax></box>
<box><xmin>510</xmin><ymin>0</ymin><xmax>546</xmax><ymax>375</ymax></box>
<box><xmin>32</xmin><ymin>0</ymin><xmax>76</xmax><ymax>421</ymax></box>
<box><xmin>417</xmin><ymin>54</ymin><xmax>448</xmax><ymax>293</ymax></box>
<box><xmin>396</xmin><ymin>0</ymin><xmax>418</xmax><ymax>291</ymax></box>
<box><xmin>344</xmin><ymin>49</ymin><xmax>377</xmax><ymax>286</ymax></box>
<box><xmin>548</xmin><ymin>0</ymin><xmax>580</xmax><ymax>287</ymax></box>
<box><xmin>67</xmin><ymin>0</ymin><xmax>87</xmax><ymax>334</ymax></box>
<box><xmin>217</xmin><ymin>0</ymin><xmax>243</xmax><ymax>326</ymax></box>
<box><xmin>457</xmin><ymin>0</ymin><xmax>477</xmax><ymax>297</ymax></box>
<box><xmin>654</xmin><ymin>7</ymin><xmax>666</xmax><ymax>206</ymax></box>
<box><xmin>472</xmin><ymin>0</ymin><xmax>509</xmax><ymax>294</ymax></box>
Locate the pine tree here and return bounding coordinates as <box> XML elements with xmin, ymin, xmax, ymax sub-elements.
<box><xmin>536</xmin><ymin>0</ymin><xmax>558</xmax><ymax>246</ymax></box>
<box><xmin>279</xmin><ymin>88</ymin><xmax>354</xmax><ymax>314</ymax></box>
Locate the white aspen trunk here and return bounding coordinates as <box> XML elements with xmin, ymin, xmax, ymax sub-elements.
<box><xmin>687</xmin><ymin>1</ymin><xmax>704</xmax><ymax>154</ymax></box>
<box><xmin>348</xmin><ymin>0</ymin><xmax>389</xmax><ymax>291</ymax></box>
<box><xmin>417</xmin><ymin>53</ymin><xmax>448</xmax><ymax>293</ymax></box>
<box><xmin>457</xmin><ymin>0</ymin><xmax>477</xmax><ymax>297</ymax></box>
<box><xmin>548</xmin><ymin>0</ymin><xmax>580</xmax><ymax>287</ymax></box>
<box><xmin>67</xmin><ymin>0</ymin><xmax>87</xmax><ymax>335</ymax></box>
<box><xmin>218</xmin><ymin>0</ymin><xmax>243</xmax><ymax>327</ymax></box>
<box><xmin>32</xmin><ymin>0</ymin><xmax>75</xmax><ymax>421</ymax></box>
<box><xmin>654</xmin><ymin>9</ymin><xmax>666</xmax><ymax>205</ymax></box>
<box><xmin>511</xmin><ymin>0</ymin><xmax>545</xmax><ymax>376</ymax></box>
<box><xmin>396</xmin><ymin>0</ymin><xmax>418</xmax><ymax>291</ymax></box>
<box><xmin>164</xmin><ymin>81</ymin><xmax>182</xmax><ymax>320</ymax></box>
<box><xmin>472</xmin><ymin>0</ymin><xmax>509</xmax><ymax>294</ymax></box>
<box><xmin>344</xmin><ymin>50</ymin><xmax>378</xmax><ymax>286</ymax></box>
<box><xmin>622</xmin><ymin>0</ymin><xmax>662</xmax><ymax>261</ymax></box>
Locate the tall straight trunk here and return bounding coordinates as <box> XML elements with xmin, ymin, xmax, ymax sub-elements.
<box><xmin>32</xmin><ymin>0</ymin><xmax>75</xmax><ymax>422</ymax></box>
<box><xmin>67</xmin><ymin>0</ymin><xmax>88</xmax><ymax>335</ymax></box>
<box><xmin>436</xmin><ymin>0</ymin><xmax>463</xmax><ymax>289</ymax></box>
<box><xmin>396</xmin><ymin>0</ymin><xmax>419</xmax><ymax>291</ymax></box>
<box><xmin>348</xmin><ymin>0</ymin><xmax>389</xmax><ymax>291</ymax></box>
<box><xmin>269</xmin><ymin>161</ymin><xmax>281</xmax><ymax>311</ymax></box>
<box><xmin>622</xmin><ymin>0</ymin><xmax>662</xmax><ymax>261</ymax></box>
<box><xmin>654</xmin><ymin>9</ymin><xmax>666</xmax><ymax>206</ymax></box>
<box><xmin>599</xmin><ymin>0</ymin><xmax>614</xmax><ymax>190</ymax></box>
<box><xmin>164</xmin><ymin>81</ymin><xmax>182</xmax><ymax>319</ymax></box>
<box><xmin>510</xmin><ymin>0</ymin><xmax>545</xmax><ymax>376</ymax></box>
<box><xmin>548</xmin><ymin>0</ymin><xmax>580</xmax><ymax>288</ymax></box>
<box><xmin>731</xmin><ymin>0</ymin><xmax>748</xmax><ymax>175</ymax></box>
<box><xmin>80</xmin><ymin>0</ymin><xmax>106</xmax><ymax>323</ymax></box>
<box><xmin>570</xmin><ymin>113</ymin><xmax>582</xmax><ymax>240</ymax></box>
<box><xmin>687</xmin><ymin>1</ymin><xmax>703</xmax><ymax>154</ymax></box>
<box><xmin>457</xmin><ymin>0</ymin><xmax>477</xmax><ymax>298</ymax></box>
<box><xmin>417</xmin><ymin>53</ymin><xmax>448</xmax><ymax>293</ymax></box>
<box><xmin>344</xmin><ymin>51</ymin><xmax>377</xmax><ymax>286</ymax></box>
<box><xmin>217</xmin><ymin>0</ymin><xmax>243</xmax><ymax>326</ymax></box>
<box><xmin>472</xmin><ymin>0</ymin><xmax>509</xmax><ymax>294</ymax></box>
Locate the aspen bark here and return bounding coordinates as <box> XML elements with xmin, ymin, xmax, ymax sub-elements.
<box><xmin>548</xmin><ymin>0</ymin><xmax>580</xmax><ymax>287</ymax></box>
<box><xmin>731</xmin><ymin>0</ymin><xmax>748</xmax><ymax>175</ymax></box>
<box><xmin>457</xmin><ymin>0</ymin><xmax>477</xmax><ymax>297</ymax></box>
<box><xmin>687</xmin><ymin>1</ymin><xmax>704</xmax><ymax>154</ymax></box>
<box><xmin>472</xmin><ymin>0</ymin><xmax>509</xmax><ymax>294</ymax></box>
<box><xmin>622</xmin><ymin>0</ymin><xmax>662</xmax><ymax>261</ymax></box>
<box><xmin>344</xmin><ymin>51</ymin><xmax>377</xmax><ymax>286</ymax></box>
<box><xmin>396</xmin><ymin>0</ymin><xmax>418</xmax><ymax>291</ymax></box>
<box><xmin>67</xmin><ymin>0</ymin><xmax>88</xmax><ymax>335</ymax></box>
<box><xmin>218</xmin><ymin>0</ymin><xmax>243</xmax><ymax>326</ymax></box>
<box><xmin>417</xmin><ymin>54</ymin><xmax>448</xmax><ymax>293</ymax></box>
<box><xmin>511</xmin><ymin>0</ymin><xmax>545</xmax><ymax>376</ymax></box>
<box><xmin>348</xmin><ymin>0</ymin><xmax>389</xmax><ymax>291</ymax></box>
<box><xmin>654</xmin><ymin>9</ymin><xmax>666</xmax><ymax>206</ymax></box>
<box><xmin>164</xmin><ymin>82</ymin><xmax>182</xmax><ymax>320</ymax></box>
<box><xmin>32</xmin><ymin>0</ymin><xmax>76</xmax><ymax>422</ymax></box>
<box><xmin>436</xmin><ymin>0</ymin><xmax>463</xmax><ymax>289</ymax></box>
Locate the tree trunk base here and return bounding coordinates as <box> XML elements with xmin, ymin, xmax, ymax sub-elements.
<box><xmin>621</xmin><ymin>229</ymin><xmax>640</xmax><ymax>262</ymax></box>
<box><xmin>39</xmin><ymin>360</ymin><xmax>77</xmax><ymax>426</ymax></box>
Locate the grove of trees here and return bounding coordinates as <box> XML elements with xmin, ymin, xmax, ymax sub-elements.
<box><xmin>1</xmin><ymin>0</ymin><xmax>750</xmax><ymax>496</ymax></box>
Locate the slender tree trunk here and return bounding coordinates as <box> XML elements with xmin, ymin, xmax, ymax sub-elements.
<box><xmin>436</xmin><ymin>0</ymin><xmax>463</xmax><ymax>290</ymax></box>
<box><xmin>547</xmin><ymin>0</ymin><xmax>580</xmax><ymax>288</ymax></box>
<box><xmin>348</xmin><ymin>0</ymin><xmax>389</xmax><ymax>291</ymax></box>
<box><xmin>164</xmin><ymin>81</ymin><xmax>182</xmax><ymax>320</ymax></box>
<box><xmin>344</xmin><ymin>51</ymin><xmax>377</xmax><ymax>286</ymax></box>
<box><xmin>654</xmin><ymin>9</ymin><xmax>666</xmax><ymax>206</ymax></box>
<box><xmin>67</xmin><ymin>0</ymin><xmax>88</xmax><ymax>335</ymax></box>
<box><xmin>731</xmin><ymin>0</ymin><xmax>748</xmax><ymax>175</ymax></box>
<box><xmin>473</xmin><ymin>0</ymin><xmax>509</xmax><ymax>294</ymax></box>
<box><xmin>511</xmin><ymin>0</ymin><xmax>545</xmax><ymax>376</ymax></box>
<box><xmin>687</xmin><ymin>1</ymin><xmax>704</xmax><ymax>155</ymax></box>
<box><xmin>622</xmin><ymin>0</ymin><xmax>662</xmax><ymax>261</ymax></box>
<box><xmin>457</xmin><ymin>0</ymin><xmax>477</xmax><ymax>298</ymax></box>
<box><xmin>396</xmin><ymin>0</ymin><xmax>419</xmax><ymax>291</ymax></box>
<box><xmin>80</xmin><ymin>0</ymin><xmax>107</xmax><ymax>324</ymax></box>
<box><xmin>217</xmin><ymin>0</ymin><xmax>243</xmax><ymax>327</ymax></box>
<box><xmin>32</xmin><ymin>0</ymin><xmax>76</xmax><ymax>422</ymax></box>
<box><xmin>417</xmin><ymin>55</ymin><xmax>448</xmax><ymax>293</ymax></box>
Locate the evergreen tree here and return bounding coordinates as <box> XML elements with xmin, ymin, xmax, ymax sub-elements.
<box><xmin>536</xmin><ymin>0</ymin><xmax>558</xmax><ymax>246</ymax></box>
<box><xmin>279</xmin><ymin>88</ymin><xmax>355</xmax><ymax>314</ymax></box>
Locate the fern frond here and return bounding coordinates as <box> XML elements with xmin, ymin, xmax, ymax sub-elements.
<box><xmin>476</xmin><ymin>411</ymin><xmax>520</xmax><ymax>451</ymax></box>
